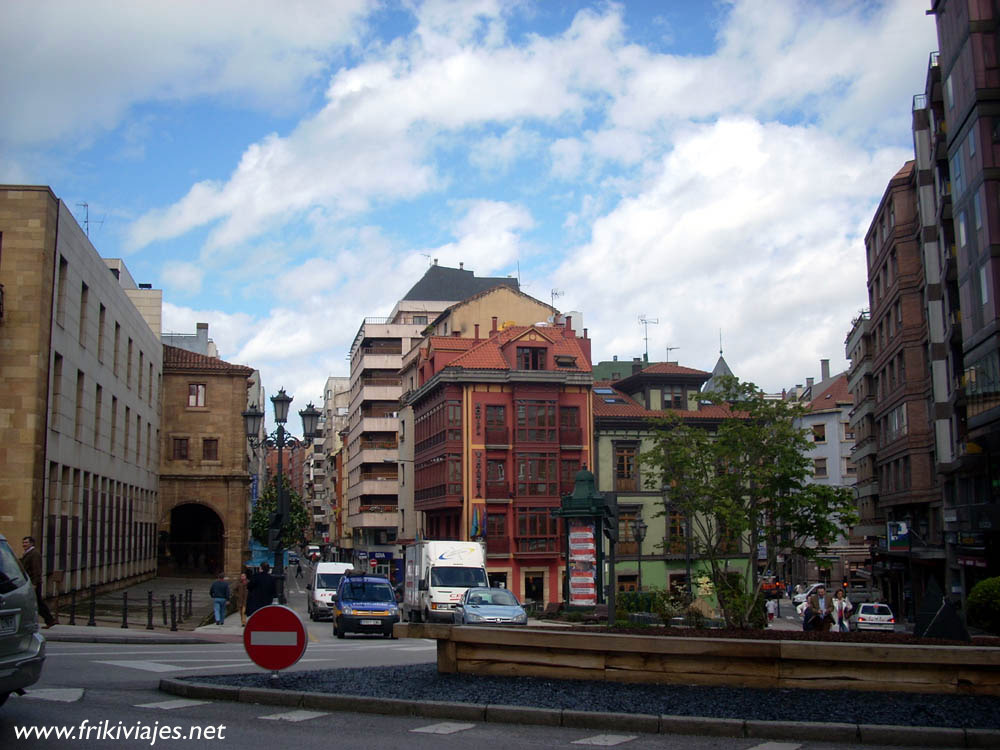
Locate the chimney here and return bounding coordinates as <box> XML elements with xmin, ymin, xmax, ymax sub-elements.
<box><xmin>613</xmin><ymin>355</ymin><xmax>618</xmax><ymax>362</ymax></box>
<box><xmin>821</xmin><ymin>359</ymin><xmax>830</xmax><ymax>381</ymax></box>
<box><xmin>806</xmin><ymin>378</ymin><xmax>814</xmax><ymax>391</ymax></box>
<box><xmin>434</xmin><ymin>258</ymin><xmax>438</xmax><ymax>265</ymax></box>
<box><xmin>474</xmin><ymin>323</ymin><xmax>479</xmax><ymax>340</ymax></box>
<box><xmin>632</xmin><ymin>357</ymin><xmax>642</xmax><ymax>375</ymax></box>
<box><xmin>491</xmin><ymin>316</ymin><xmax>498</xmax><ymax>334</ymax></box>
<box><xmin>564</xmin><ymin>316</ymin><xmax>574</xmax><ymax>336</ymax></box>
<box><xmin>459</xmin><ymin>262</ymin><xmax>464</xmax><ymax>270</ymax></box>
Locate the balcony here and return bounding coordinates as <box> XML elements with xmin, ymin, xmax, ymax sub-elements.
<box><xmin>485</xmin><ymin>426</ymin><xmax>509</xmax><ymax>446</ymax></box>
<box><xmin>615</xmin><ymin>477</ymin><xmax>640</xmax><ymax>493</ymax></box>
<box><xmin>347</xmin><ymin>498</ymin><xmax>399</xmax><ymax>528</ymax></box>
<box><xmin>560</xmin><ymin>427</ymin><xmax>583</xmax><ymax>446</ymax></box>
<box><xmin>486</xmin><ymin>480</ymin><xmax>509</xmax><ymax>499</ymax></box>
<box><xmin>515</xmin><ymin>536</ymin><xmax>560</xmax><ymax>555</ymax></box>
<box><xmin>485</xmin><ymin>536</ymin><xmax>510</xmax><ymax>555</ymax></box>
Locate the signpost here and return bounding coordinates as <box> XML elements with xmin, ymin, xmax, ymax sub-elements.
<box><xmin>369</xmin><ymin>558</ymin><xmax>377</xmax><ymax>568</ymax></box>
<box><xmin>243</xmin><ymin>604</ymin><xmax>307</xmax><ymax>676</ymax></box>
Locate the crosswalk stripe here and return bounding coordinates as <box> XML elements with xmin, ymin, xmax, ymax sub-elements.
<box><xmin>22</xmin><ymin>688</ymin><xmax>85</xmax><ymax>702</ymax></box>
<box><xmin>410</xmin><ymin>722</ymin><xmax>475</xmax><ymax>735</ymax></box>
<box><xmin>259</xmin><ymin>710</ymin><xmax>329</xmax><ymax>722</ymax></box>
<box><xmin>571</xmin><ymin>735</ymin><xmax>636</xmax><ymax>746</ymax></box>
<box><xmin>134</xmin><ymin>699</ymin><xmax>208</xmax><ymax>710</ymax></box>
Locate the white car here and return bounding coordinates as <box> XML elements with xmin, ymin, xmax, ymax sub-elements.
<box><xmin>792</xmin><ymin>583</ymin><xmax>826</xmax><ymax>606</ymax></box>
<box><xmin>850</xmin><ymin>602</ymin><xmax>896</xmax><ymax>632</ymax></box>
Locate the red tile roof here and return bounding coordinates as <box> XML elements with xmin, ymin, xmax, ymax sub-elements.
<box><xmin>592</xmin><ymin>381</ymin><xmax>737</xmax><ymax>421</ymax></box>
<box><xmin>443</xmin><ymin>325</ymin><xmax>591</xmax><ymax>373</ymax></box>
<box><xmin>638</xmin><ymin>362</ymin><xmax>711</xmax><ymax>377</ymax></box>
<box><xmin>163</xmin><ymin>345</ymin><xmax>254</xmax><ymax>375</ymax></box>
<box><xmin>807</xmin><ymin>374</ymin><xmax>853</xmax><ymax>412</ymax></box>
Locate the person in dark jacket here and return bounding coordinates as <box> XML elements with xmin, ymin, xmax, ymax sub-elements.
<box><xmin>209</xmin><ymin>573</ymin><xmax>230</xmax><ymax>626</ymax></box>
<box><xmin>21</xmin><ymin>536</ymin><xmax>56</xmax><ymax>628</ymax></box>
<box><xmin>245</xmin><ymin>562</ymin><xmax>277</xmax><ymax>617</ymax></box>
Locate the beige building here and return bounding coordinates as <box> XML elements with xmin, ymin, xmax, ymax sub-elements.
<box><xmin>159</xmin><ymin>345</ymin><xmax>255</xmax><ymax>577</ymax></box>
<box><xmin>0</xmin><ymin>185</ymin><xmax>162</xmax><ymax>596</ymax></box>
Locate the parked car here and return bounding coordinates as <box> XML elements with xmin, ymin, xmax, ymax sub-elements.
<box><xmin>333</xmin><ymin>573</ymin><xmax>399</xmax><ymax>639</ymax></box>
<box><xmin>792</xmin><ymin>583</ymin><xmax>827</xmax><ymax>606</ymax></box>
<box><xmin>453</xmin><ymin>587</ymin><xmax>528</xmax><ymax>626</ymax></box>
<box><xmin>850</xmin><ymin>602</ymin><xmax>896</xmax><ymax>632</ymax></box>
<box><xmin>0</xmin><ymin>533</ymin><xmax>46</xmax><ymax>707</ymax></box>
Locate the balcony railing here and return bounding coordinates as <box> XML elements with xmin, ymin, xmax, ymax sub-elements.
<box><xmin>358</xmin><ymin>472</ymin><xmax>396</xmax><ymax>482</ymax></box>
<box><xmin>359</xmin><ymin>440</ymin><xmax>398</xmax><ymax>451</ymax></box>
<box><xmin>615</xmin><ymin>477</ymin><xmax>639</xmax><ymax>492</ymax></box>
<box><xmin>486</xmin><ymin>481</ymin><xmax>509</xmax><ymax>499</ymax></box>
<box><xmin>560</xmin><ymin>427</ymin><xmax>583</xmax><ymax>445</ymax></box>
<box><xmin>515</xmin><ymin>537</ymin><xmax>559</xmax><ymax>554</ymax></box>
<box><xmin>486</xmin><ymin>536</ymin><xmax>510</xmax><ymax>555</ymax></box>
<box><xmin>485</xmin><ymin>426</ymin><xmax>509</xmax><ymax>445</ymax></box>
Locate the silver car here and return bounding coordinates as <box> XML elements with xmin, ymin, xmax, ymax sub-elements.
<box><xmin>0</xmin><ymin>533</ymin><xmax>46</xmax><ymax>707</ymax></box>
<box><xmin>850</xmin><ymin>602</ymin><xmax>896</xmax><ymax>632</ymax></box>
<box><xmin>454</xmin><ymin>587</ymin><xmax>528</xmax><ymax>626</ymax></box>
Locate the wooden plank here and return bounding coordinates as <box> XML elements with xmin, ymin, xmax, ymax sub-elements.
<box><xmin>437</xmin><ymin>640</ymin><xmax>457</xmax><ymax>673</ymax></box>
<box><xmin>779</xmin><ymin>640</ymin><xmax>1000</xmax><ymax>666</ymax></box>
<box><xmin>458</xmin><ymin>661</ymin><xmax>604</xmax><ymax>681</ymax></box>
<box><xmin>606</xmin><ymin>652</ymin><xmax>780</xmax><ymax>681</ymax></box>
<box><xmin>456</xmin><ymin>643</ymin><xmax>606</xmax><ymax>670</ymax></box>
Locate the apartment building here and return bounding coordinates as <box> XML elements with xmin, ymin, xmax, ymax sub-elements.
<box><xmin>0</xmin><ymin>185</ymin><xmax>162</xmax><ymax>596</ymax></box>
<box><xmin>346</xmin><ymin>262</ymin><xmax>518</xmax><ymax>578</ymax></box>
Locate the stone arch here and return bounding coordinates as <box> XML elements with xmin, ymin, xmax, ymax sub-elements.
<box><xmin>163</xmin><ymin>503</ymin><xmax>225</xmax><ymax>576</ymax></box>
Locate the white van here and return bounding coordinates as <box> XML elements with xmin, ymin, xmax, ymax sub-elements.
<box><xmin>307</xmin><ymin>561</ymin><xmax>353</xmax><ymax>621</ymax></box>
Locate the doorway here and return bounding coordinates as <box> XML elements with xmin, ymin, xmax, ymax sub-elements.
<box><xmin>165</xmin><ymin>504</ymin><xmax>224</xmax><ymax>576</ymax></box>
<box><xmin>523</xmin><ymin>573</ymin><xmax>544</xmax><ymax>607</ymax></box>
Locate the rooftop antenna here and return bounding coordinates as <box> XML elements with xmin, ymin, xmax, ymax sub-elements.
<box><xmin>720</xmin><ymin>329</ymin><xmax>724</xmax><ymax>356</ymax></box>
<box><xmin>550</xmin><ymin>288</ymin><xmax>563</xmax><ymax>309</ymax></box>
<box><xmin>638</xmin><ymin>314</ymin><xmax>658</xmax><ymax>362</ymax></box>
<box><xmin>75</xmin><ymin>202</ymin><xmax>104</xmax><ymax>238</ymax></box>
<box><xmin>666</xmin><ymin>345</ymin><xmax>679</xmax><ymax>361</ymax></box>
<box><xmin>421</xmin><ymin>253</ymin><xmax>432</xmax><ymax>266</ymax></box>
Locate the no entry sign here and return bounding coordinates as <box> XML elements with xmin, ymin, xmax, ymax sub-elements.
<box><xmin>244</xmin><ymin>604</ymin><xmax>307</xmax><ymax>671</ymax></box>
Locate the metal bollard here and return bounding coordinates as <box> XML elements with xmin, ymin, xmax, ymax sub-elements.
<box><xmin>69</xmin><ymin>589</ymin><xmax>77</xmax><ymax>626</ymax></box>
<box><xmin>186</xmin><ymin>588</ymin><xmax>193</xmax><ymax>618</ymax></box>
<box><xmin>146</xmin><ymin>590</ymin><xmax>154</xmax><ymax>630</ymax></box>
<box><xmin>121</xmin><ymin>592</ymin><xmax>128</xmax><ymax>629</ymax></box>
<box><xmin>169</xmin><ymin>594</ymin><xmax>177</xmax><ymax>632</ymax></box>
<box><xmin>161</xmin><ymin>599</ymin><xmax>167</xmax><ymax>627</ymax></box>
<box><xmin>87</xmin><ymin>584</ymin><xmax>97</xmax><ymax>627</ymax></box>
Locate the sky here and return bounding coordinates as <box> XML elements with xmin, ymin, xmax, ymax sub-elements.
<box><xmin>1</xmin><ymin>0</ymin><xmax>939</xmax><ymax>411</ymax></box>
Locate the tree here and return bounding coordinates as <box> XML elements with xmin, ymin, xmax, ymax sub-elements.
<box><xmin>640</xmin><ymin>375</ymin><xmax>858</xmax><ymax>628</ymax></box>
<box><xmin>250</xmin><ymin>475</ymin><xmax>311</xmax><ymax>550</ymax></box>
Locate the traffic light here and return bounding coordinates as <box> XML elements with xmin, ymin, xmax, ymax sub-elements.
<box><xmin>267</xmin><ymin>512</ymin><xmax>283</xmax><ymax>551</ymax></box>
<box><xmin>842</xmin><ymin>577</ymin><xmax>848</xmax><ymax>589</ymax></box>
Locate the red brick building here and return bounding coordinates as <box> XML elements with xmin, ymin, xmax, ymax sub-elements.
<box><xmin>401</xmin><ymin>319</ymin><xmax>593</xmax><ymax>606</ymax></box>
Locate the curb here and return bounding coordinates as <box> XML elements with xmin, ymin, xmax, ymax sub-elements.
<box><xmin>158</xmin><ymin>678</ymin><xmax>1000</xmax><ymax>746</ymax></box>
<box><xmin>46</xmin><ymin>633</ymin><xmax>241</xmax><ymax>645</ymax></box>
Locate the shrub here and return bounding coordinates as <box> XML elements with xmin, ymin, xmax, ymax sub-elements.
<box><xmin>967</xmin><ymin>577</ymin><xmax>1000</xmax><ymax>635</ymax></box>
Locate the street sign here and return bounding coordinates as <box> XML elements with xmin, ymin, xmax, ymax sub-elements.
<box><xmin>243</xmin><ymin>604</ymin><xmax>306</xmax><ymax>672</ymax></box>
<box><xmin>369</xmin><ymin>558</ymin><xmax>377</xmax><ymax>568</ymax></box>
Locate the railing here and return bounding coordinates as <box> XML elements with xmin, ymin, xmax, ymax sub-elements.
<box><xmin>515</xmin><ymin>537</ymin><xmax>559</xmax><ymax>554</ymax></box>
<box><xmin>358</xmin><ymin>473</ymin><xmax>396</xmax><ymax>482</ymax></box>
<box><xmin>486</xmin><ymin>481</ymin><xmax>509</xmax><ymax>498</ymax></box>
<box><xmin>560</xmin><ymin>427</ymin><xmax>583</xmax><ymax>445</ymax></box>
<box><xmin>486</xmin><ymin>536</ymin><xmax>510</xmax><ymax>555</ymax></box>
<box><xmin>615</xmin><ymin>477</ymin><xmax>639</xmax><ymax>492</ymax></box>
<box><xmin>359</xmin><ymin>440</ymin><xmax>398</xmax><ymax>450</ymax></box>
<box><xmin>357</xmin><ymin>504</ymin><xmax>398</xmax><ymax>514</ymax></box>
<box><xmin>485</xmin><ymin>427</ymin><xmax>509</xmax><ymax>445</ymax></box>
<box><xmin>360</xmin><ymin>378</ymin><xmax>400</xmax><ymax>387</ymax></box>
<box><xmin>359</xmin><ymin>346</ymin><xmax>402</xmax><ymax>356</ymax></box>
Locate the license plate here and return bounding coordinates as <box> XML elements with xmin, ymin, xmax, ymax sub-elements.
<box><xmin>0</xmin><ymin>614</ymin><xmax>16</xmax><ymax>635</ymax></box>
<box><xmin>360</xmin><ymin>619</ymin><xmax>381</xmax><ymax>626</ymax></box>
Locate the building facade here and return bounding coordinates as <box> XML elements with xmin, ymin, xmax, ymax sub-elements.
<box><xmin>0</xmin><ymin>185</ymin><xmax>162</xmax><ymax>597</ymax></box>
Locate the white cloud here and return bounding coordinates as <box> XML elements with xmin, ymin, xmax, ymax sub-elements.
<box><xmin>421</xmin><ymin>200</ymin><xmax>534</xmax><ymax>274</ymax></box>
<box><xmin>160</xmin><ymin>261</ymin><xmax>205</xmax><ymax>295</ymax></box>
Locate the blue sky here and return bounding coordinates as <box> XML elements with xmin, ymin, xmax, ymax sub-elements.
<box><xmin>1</xmin><ymin>1</ymin><xmax>938</xmax><ymax>405</ymax></box>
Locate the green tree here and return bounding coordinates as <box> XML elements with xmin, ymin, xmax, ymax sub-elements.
<box><xmin>250</xmin><ymin>475</ymin><xmax>310</xmax><ymax>550</ymax></box>
<box><xmin>640</xmin><ymin>375</ymin><xmax>858</xmax><ymax>628</ymax></box>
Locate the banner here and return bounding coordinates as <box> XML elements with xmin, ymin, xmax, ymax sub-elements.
<box><xmin>568</xmin><ymin>520</ymin><xmax>597</xmax><ymax>606</ymax></box>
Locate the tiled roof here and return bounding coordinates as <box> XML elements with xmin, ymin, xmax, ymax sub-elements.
<box><xmin>443</xmin><ymin>325</ymin><xmax>591</xmax><ymax>372</ymax></box>
<box><xmin>592</xmin><ymin>381</ymin><xmax>737</xmax><ymax>421</ymax></box>
<box><xmin>640</xmin><ymin>362</ymin><xmax>711</xmax><ymax>377</ymax></box>
<box><xmin>163</xmin><ymin>344</ymin><xmax>254</xmax><ymax>375</ymax></box>
<box><xmin>807</xmin><ymin>373</ymin><xmax>853</xmax><ymax>412</ymax></box>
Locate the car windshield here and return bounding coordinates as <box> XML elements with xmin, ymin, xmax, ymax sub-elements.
<box><xmin>467</xmin><ymin>589</ymin><xmax>519</xmax><ymax>607</ymax></box>
<box><xmin>0</xmin><ymin>539</ymin><xmax>28</xmax><ymax>593</ymax></box>
<box><xmin>863</xmin><ymin>605</ymin><xmax>893</xmax><ymax>616</ymax></box>
<box><xmin>316</xmin><ymin>573</ymin><xmax>344</xmax><ymax>589</ymax></box>
<box><xmin>342</xmin><ymin>580</ymin><xmax>395</xmax><ymax>603</ymax></box>
<box><xmin>431</xmin><ymin>567</ymin><xmax>488</xmax><ymax>587</ymax></box>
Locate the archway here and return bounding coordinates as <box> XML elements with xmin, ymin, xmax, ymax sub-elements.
<box><xmin>164</xmin><ymin>504</ymin><xmax>224</xmax><ymax>576</ymax></box>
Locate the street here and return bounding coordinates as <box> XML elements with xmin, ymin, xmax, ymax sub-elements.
<box><xmin>0</xmin><ymin>567</ymin><xmax>939</xmax><ymax>748</ymax></box>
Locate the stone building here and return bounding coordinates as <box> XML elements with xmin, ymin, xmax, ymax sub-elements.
<box><xmin>0</xmin><ymin>185</ymin><xmax>162</xmax><ymax>596</ymax></box>
<box><xmin>158</xmin><ymin>345</ymin><xmax>254</xmax><ymax>577</ymax></box>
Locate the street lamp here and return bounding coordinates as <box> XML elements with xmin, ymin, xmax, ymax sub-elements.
<box><xmin>244</xmin><ymin>388</ymin><xmax>321</xmax><ymax>603</ymax></box>
<box><xmin>631</xmin><ymin>518</ymin><xmax>648</xmax><ymax>593</ymax></box>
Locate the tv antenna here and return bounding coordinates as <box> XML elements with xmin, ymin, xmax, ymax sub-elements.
<box><xmin>551</xmin><ymin>288</ymin><xmax>563</xmax><ymax>308</ymax></box>
<box><xmin>638</xmin><ymin>314</ymin><xmax>658</xmax><ymax>362</ymax></box>
<box><xmin>76</xmin><ymin>202</ymin><xmax>104</xmax><ymax>238</ymax></box>
<box><xmin>666</xmin><ymin>345</ymin><xmax>679</xmax><ymax>361</ymax></box>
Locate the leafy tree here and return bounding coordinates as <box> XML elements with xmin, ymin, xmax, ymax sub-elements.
<box><xmin>967</xmin><ymin>576</ymin><xmax>1000</xmax><ymax>635</ymax></box>
<box><xmin>250</xmin><ymin>474</ymin><xmax>310</xmax><ymax>550</ymax></box>
<box><xmin>640</xmin><ymin>375</ymin><xmax>858</xmax><ymax>628</ymax></box>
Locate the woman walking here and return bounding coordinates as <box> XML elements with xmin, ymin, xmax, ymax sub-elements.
<box><xmin>831</xmin><ymin>588</ymin><xmax>853</xmax><ymax>633</ymax></box>
<box><xmin>233</xmin><ymin>570</ymin><xmax>249</xmax><ymax>627</ymax></box>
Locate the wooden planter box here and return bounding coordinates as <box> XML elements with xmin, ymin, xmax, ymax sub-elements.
<box><xmin>395</xmin><ymin>623</ymin><xmax>1000</xmax><ymax>695</ymax></box>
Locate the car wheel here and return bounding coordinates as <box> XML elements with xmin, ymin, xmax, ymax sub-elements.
<box><xmin>334</xmin><ymin>618</ymin><xmax>345</xmax><ymax>639</ymax></box>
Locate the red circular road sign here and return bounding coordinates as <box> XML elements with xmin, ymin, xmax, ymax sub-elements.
<box><xmin>369</xmin><ymin>558</ymin><xmax>377</xmax><ymax>568</ymax></box>
<box><xmin>243</xmin><ymin>604</ymin><xmax>307</xmax><ymax>671</ymax></box>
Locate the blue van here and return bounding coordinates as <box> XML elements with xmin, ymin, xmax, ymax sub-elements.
<box><xmin>333</xmin><ymin>573</ymin><xmax>399</xmax><ymax>639</ymax></box>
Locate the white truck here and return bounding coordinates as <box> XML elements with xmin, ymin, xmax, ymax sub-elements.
<box><xmin>402</xmin><ymin>540</ymin><xmax>489</xmax><ymax>623</ymax></box>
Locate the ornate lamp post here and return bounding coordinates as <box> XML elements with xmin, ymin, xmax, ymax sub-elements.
<box><xmin>631</xmin><ymin>518</ymin><xmax>647</xmax><ymax>593</ymax></box>
<box><xmin>243</xmin><ymin>388</ymin><xmax>321</xmax><ymax>603</ymax></box>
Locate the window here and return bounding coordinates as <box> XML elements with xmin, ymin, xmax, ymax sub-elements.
<box><xmin>172</xmin><ymin>438</ymin><xmax>189</xmax><ymax>460</ymax></box>
<box><xmin>981</xmin><ymin>266</ymin><xmax>989</xmax><ymax>305</ymax></box>
<box><xmin>516</xmin><ymin>452</ymin><xmax>557</xmax><ymax>496</ymax></box>
<box><xmin>945</xmin><ymin>73</ymin><xmax>954</xmax><ymax>110</ymax></box>
<box><xmin>666</xmin><ymin>510</ymin><xmax>687</xmax><ymax>553</ymax></box>
<box><xmin>560</xmin><ymin>458</ymin><xmax>580</xmax><ymax>494</ymax></box>
<box><xmin>486</xmin><ymin>459</ymin><xmax>507</xmax><ymax>497</ymax></box>
<box><xmin>126</xmin><ymin>338</ymin><xmax>133</xmax><ymax>386</ymax></box>
<box><xmin>516</xmin><ymin>401</ymin><xmax>555</xmax><ymax>442</ymax></box>
<box><xmin>94</xmin><ymin>384</ymin><xmax>102</xmax><ymax>447</ymax></box>
<box><xmin>593</xmin><ymin>387</ymin><xmax>614</xmax><ymax>395</ymax></box>
<box><xmin>515</xmin><ymin>507</ymin><xmax>559</xmax><ymax>552</ymax></box>
<box><xmin>969</xmin><ymin>128</ymin><xmax>976</xmax><ymax>158</ymax></box>
<box><xmin>951</xmin><ymin>153</ymin><xmax>965</xmax><ymax>197</ymax></box>
<box><xmin>55</xmin><ymin>256</ymin><xmax>68</xmax><ymax>327</ymax></box>
<box><xmin>188</xmin><ymin>383</ymin><xmax>206</xmax><ymax>407</ymax></box>
<box><xmin>671</xmin><ymin>385</ymin><xmax>684</xmax><ymax>409</ymax></box>
<box><xmin>975</xmin><ymin>191</ymin><xmax>983</xmax><ymax>230</ymax></box>
<box><xmin>202</xmin><ymin>438</ymin><xmax>219</xmax><ymax>461</ymax></box>
<box><xmin>413</xmin><ymin>315</ymin><xmax>427</xmax><ymax>325</ymax></box>
<box><xmin>958</xmin><ymin>211</ymin><xmax>967</xmax><ymax>247</ymax></box>
<box><xmin>113</xmin><ymin>323</ymin><xmax>121</xmax><ymax>376</ymax></box>
<box><xmin>75</xmin><ymin>370</ymin><xmax>85</xmax><ymax>441</ymax></box>
<box><xmin>559</xmin><ymin>406</ymin><xmax>581</xmax><ymax>444</ymax></box>
<box><xmin>615</xmin><ymin>444</ymin><xmax>638</xmax><ymax>491</ymax></box>
<box><xmin>486</xmin><ymin>405</ymin><xmax>505</xmax><ymax>425</ymax></box>
<box><xmin>79</xmin><ymin>282</ymin><xmax>89</xmax><ymax>347</ymax></box>
<box><xmin>617</xmin><ymin>509</ymin><xmax>638</xmax><ymax>555</ymax></box>
<box><xmin>138</xmin><ymin>351</ymin><xmax>143</xmax><ymax>394</ymax></box>
<box><xmin>446</xmin><ymin>402</ymin><xmax>462</xmax><ymax>441</ymax></box>
<box><xmin>812</xmin><ymin>424</ymin><xmax>826</xmax><ymax>443</ymax></box>
<box><xmin>814</xmin><ymin>458</ymin><xmax>827</xmax><ymax>478</ymax></box>
<box><xmin>516</xmin><ymin>347</ymin><xmax>546</xmax><ymax>370</ymax></box>
<box><xmin>110</xmin><ymin>396</ymin><xmax>118</xmax><ymax>454</ymax></box>
<box><xmin>97</xmin><ymin>304</ymin><xmax>106</xmax><ymax>362</ymax></box>
<box><xmin>51</xmin><ymin>353</ymin><xmax>63</xmax><ymax>426</ymax></box>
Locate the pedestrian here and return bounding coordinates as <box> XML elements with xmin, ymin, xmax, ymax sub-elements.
<box><xmin>20</xmin><ymin>536</ymin><xmax>56</xmax><ymax>628</ymax></box>
<box><xmin>766</xmin><ymin>597</ymin><xmax>778</xmax><ymax>625</ymax></box>
<box><xmin>808</xmin><ymin>585</ymin><xmax>833</xmax><ymax>631</ymax></box>
<box><xmin>246</xmin><ymin>562</ymin><xmax>277</xmax><ymax>617</ymax></box>
<box><xmin>295</xmin><ymin>560</ymin><xmax>303</xmax><ymax>579</ymax></box>
<box><xmin>209</xmin><ymin>572</ymin><xmax>230</xmax><ymax>626</ymax></box>
<box><xmin>831</xmin><ymin>588</ymin><xmax>853</xmax><ymax>633</ymax></box>
<box><xmin>232</xmin><ymin>570</ymin><xmax>249</xmax><ymax>627</ymax></box>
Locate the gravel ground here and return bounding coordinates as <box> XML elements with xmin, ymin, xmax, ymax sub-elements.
<box><xmin>186</xmin><ymin>663</ymin><xmax>1000</xmax><ymax>729</ymax></box>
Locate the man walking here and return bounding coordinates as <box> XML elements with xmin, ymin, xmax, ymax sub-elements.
<box><xmin>246</xmin><ymin>562</ymin><xmax>277</xmax><ymax>617</ymax></box>
<box><xmin>209</xmin><ymin>573</ymin><xmax>230</xmax><ymax>626</ymax></box>
<box><xmin>21</xmin><ymin>536</ymin><xmax>56</xmax><ymax>628</ymax></box>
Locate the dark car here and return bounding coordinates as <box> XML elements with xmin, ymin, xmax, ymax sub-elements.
<box><xmin>333</xmin><ymin>573</ymin><xmax>400</xmax><ymax>639</ymax></box>
<box><xmin>0</xmin><ymin>533</ymin><xmax>46</xmax><ymax>707</ymax></box>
